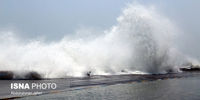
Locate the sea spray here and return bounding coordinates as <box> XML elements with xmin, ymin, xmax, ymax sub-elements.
<box><xmin>0</xmin><ymin>4</ymin><xmax>193</xmax><ymax>78</ymax></box>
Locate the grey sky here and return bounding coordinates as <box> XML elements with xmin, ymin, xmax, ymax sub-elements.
<box><xmin>0</xmin><ymin>0</ymin><xmax>131</xmax><ymax>40</ymax></box>
<box><xmin>0</xmin><ymin>0</ymin><xmax>200</xmax><ymax>58</ymax></box>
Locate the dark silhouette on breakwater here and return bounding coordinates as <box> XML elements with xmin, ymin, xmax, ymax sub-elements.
<box><xmin>0</xmin><ymin>71</ymin><xmax>42</xmax><ymax>80</ymax></box>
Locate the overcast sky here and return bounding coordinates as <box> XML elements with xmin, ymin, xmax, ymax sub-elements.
<box><xmin>0</xmin><ymin>0</ymin><xmax>200</xmax><ymax>58</ymax></box>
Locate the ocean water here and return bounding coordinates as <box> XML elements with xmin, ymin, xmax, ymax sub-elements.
<box><xmin>9</xmin><ymin>73</ymin><xmax>200</xmax><ymax>100</ymax></box>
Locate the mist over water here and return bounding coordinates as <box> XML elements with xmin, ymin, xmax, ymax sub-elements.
<box><xmin>0</xmin><ymin>4</ymin><xmax>197</xmax><ymax>78</ymax></box>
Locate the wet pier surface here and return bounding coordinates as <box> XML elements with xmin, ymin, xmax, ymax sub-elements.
<box><xmin>0</xmin><ymin>72</ymin><xmax>200</xmax><ymax>99</ymax></box>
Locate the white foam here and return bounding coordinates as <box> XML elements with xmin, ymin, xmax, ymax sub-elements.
<box><xmin>0</xmin><ymin>4</ymin><xmax>195</xmax><ymax>78</ymax></box>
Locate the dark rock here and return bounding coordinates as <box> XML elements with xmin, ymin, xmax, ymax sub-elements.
<box><xmin>24</xmin><ymin>71</ymin><xmax>42</xmax><ymax>80</ymax></box>
<box><xmin>180</xmin><ymin>67</ymin><xmax>200</xmax><ymax>72</ymax></box>
<box><xmin>180</xmin><ymin>64</ymin><xmax>200</xmax><ymax>72</ymax></box>
<box><xmin>0</xmin><ymin>71</ymin><xmax>14</xmax><ymax>79</ymax></box>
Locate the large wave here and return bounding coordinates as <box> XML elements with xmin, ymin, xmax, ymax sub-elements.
<box><xmin>0</xmin><ymin>4</ymin><xmax>194</xmax><ymax>78</ymax></box>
